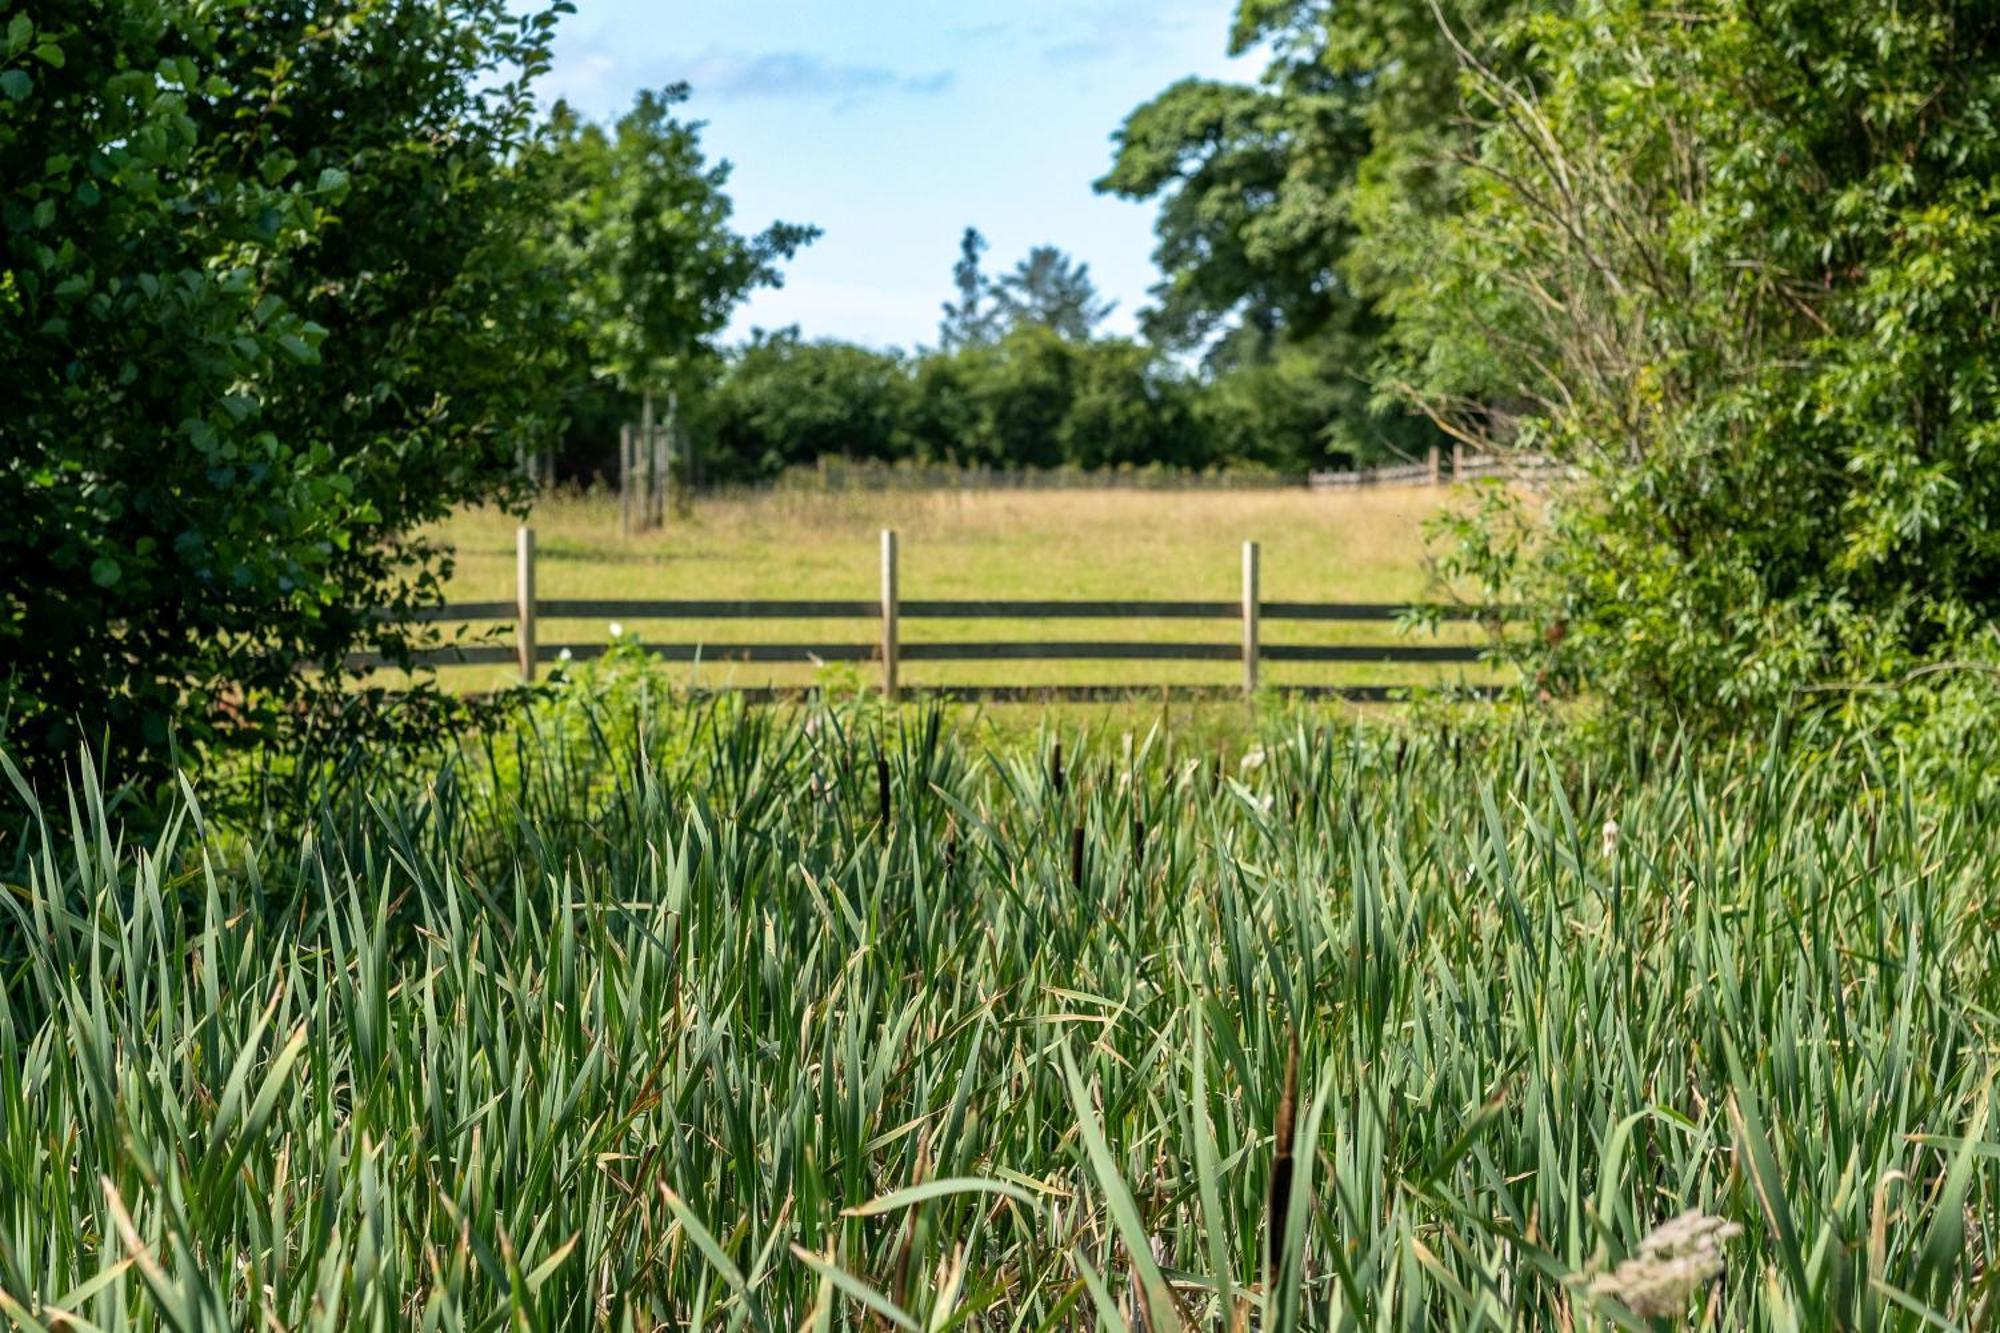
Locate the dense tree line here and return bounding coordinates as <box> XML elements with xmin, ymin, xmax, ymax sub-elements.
<box><xmin>690</xmin><ymin>329</ymin><xmax>1366</xmax><ymax>485</ymax></box>
<box><xmin>678</xmin><ymin>223</ymin><xmax>1412</xmax><ymax>483</ymax></box>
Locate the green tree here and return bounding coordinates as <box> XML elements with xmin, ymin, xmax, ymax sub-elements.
<box><xmin>937</xmin><ymin>226</ymin><xmax>1003</xmax><ymax>350</ymax></box>
<box><xmin>1201</xmin><ymin>342</ymin><xmax>1375</xmax><ymax>473</ymax></box>
<box><xmin>1100</xmin><ymin>2</ymin><xmax>1481</xmax><ymax>465</ymax></box>
<box><xmin>1400</xmin><ymin>0</ymin><xmax>2000</xmax><ymax>726</ymax></box>
<box><xmin>1098</xmin><ymin>76</ymin><xmax>1360</xmax><ymax>353</ymax></box>
<box><xmin>993</xmin><ymin>245</ymin><xmax>1115</xmax><ymax>341</ymax></box>
<box><xmin>703</xmin><ymin>331</ymin><xmax>911</xmax><ymax>479</ymax></box>
<box><xmin>1058</xmin><ymin>338</ymin><xmax>1205</xmax><ymax>469</ymax></box>
<box><xmin>534</xmin><ymin>86</ymin><xmax>815</xmax><ymax>470</ymax></box>
<box><xmin>0</xmin><ymin>0</ymin><xmax>571</xmax><ymax>791</ymax></box>
<box><xmin>907</xmin><ymin>327</ymin><xmax>1212</xmax><ymax>471</ymax></box>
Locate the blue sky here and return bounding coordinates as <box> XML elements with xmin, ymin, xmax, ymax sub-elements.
<box><xmin>536</xmin><ymin>1</ymin><xmax>1259</xmax><ymax>351</ymax></box>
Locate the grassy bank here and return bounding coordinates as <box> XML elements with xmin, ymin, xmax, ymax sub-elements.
<box><xmin>2</xmin><ymin>701</ymin><xmax>1995</xmax><ymax>1328</ymax></box>
<box><xmin>408</xmin><ymin>484</ymin><xmax>1495</xmax><ymax>696</ymax></box>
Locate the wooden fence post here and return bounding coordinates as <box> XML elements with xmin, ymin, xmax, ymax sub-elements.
<box><xmin>1241</xmin><ymin>540</ymin><xmax>1260</xmax><ymax>699</ymax></box>
<box><xmin>880</xmin><ymin>529</ymin><xmax>900</xmax><ymax>702</ymax></box>
<box><xmin>640</xmin><ymin>393</ymin><xmax>657</xmax><ymax>530</ymax></box>
<box><xmin>1451</xmin><ymin>441</ymin><xmax>1464</xmax><ymax>478</ymax></box>
<box><xmin>516</xmin><ymin>525</ymin><xmax>537</xmax><ymax>683</ymax></box>
<box><xmin>619</xmin><ymin>424</ymin><xmax>633</xmax><ymax>536</ymax></box>
<box><xmin>1428</xmin><ymin>445</ymin><xmax>1441</xmax><ymax>486</ymax></box>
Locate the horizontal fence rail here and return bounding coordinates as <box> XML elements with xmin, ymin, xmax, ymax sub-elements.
<box><xmin>1308</xmin><ymin>446</ymin><xmax>1573</xmax><ymax>490</ymax></box>
<box><xmin>350</xmin><ymin>528</ymin><xmax>1497</xmax><ymax>700</ymax></box>
<box><xmin>759</xmin><ymin>450</ymin><xmax>1569</xmax><ymax>495</ymax></box>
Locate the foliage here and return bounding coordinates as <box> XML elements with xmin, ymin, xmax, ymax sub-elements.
<box><xmin>1098</xmin><ymin>76</ymin><xmax>1360</xmax><ymax>353</ymax></box>
<box><xmin>702</xmin><ymin>326</ymin><xmax>1212</xmax><ymax>477</ymax></box>
<box><xmin>0</xmin><ymin>0</ymin><xmax>569</xmax><ymax>792</ymax></box>
<box><xmin>1399</xmin><ymin>0</ymin><xmax>2000</xmax><ymax>725</ymax></box>
<box><xmin>702</xmin><ymin>330</ymin><xmax>914</xmax><ymax>478</ymax></box>
<box><xmin>3</xmin><ymin>710</ymin><xmax>1998</xmax><ymax>1326</ymax></box>
<box><xmin>936</xmin><ymin>225</ymin><xmax>1002</xmax><ymax>350</ymax></box>
<box><xmin>527</xmin><ymin>87</ymin><xmax>815</xmax><ymax>484</ymax></box>
<box><xmin>533</xmin><ymin>86</ymin><xmax>815</xmax><ymax>400</ymax></box>
<box><xmin>1202</xmin><ymin>338</ymin><xmax>1420</xmax><ymax>471</ymax></box>
<box><xmin>991</xmin><ymin>244</ymin><xmax>1116</xmax><ymax>341</ymax></box>
<box><xmin>1100</xmin><ymin>2</ymin><xmax>1467</xmax><ymax>465</ymax></box>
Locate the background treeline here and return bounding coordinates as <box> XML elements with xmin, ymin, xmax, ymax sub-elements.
<box><xmin>554</xmin><ymin>221</ymin><xmax>1431</xmax><ymax>484</ymax></box>
<box><xmin>682</xmin><ymin>324</ymin><xmax>1375</xmax><ymax>482</ymax></box>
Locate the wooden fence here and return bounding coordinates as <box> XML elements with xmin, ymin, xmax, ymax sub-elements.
<box><xmin>792</xmin><ymin>458</ymin><xmax>1297</xmax><ymax>493</ymax></box>
<box><xmin>359</xmin><ymin>529</ymin><xmax>1493</xmax><ymax>701</ymax></box>
<box><xmin>726</xmin><ymin>449</ymin><xmax>1567</xmax><ymax>497</ymax></box>
<box><xmin>1308</xmin><ymin>445</ymin><xmax>1569</xmax><ymax>490</ymax></box>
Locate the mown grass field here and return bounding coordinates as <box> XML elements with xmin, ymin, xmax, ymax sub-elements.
<box><xmin>411</xmin><ymin>484</ymin><xmax>1494</xmax><ymax>696</ymax></box>
<box><xmin>2</xmin><ymin>700</ymin><xmax>1995</xmax><ymax>1329</ymax></box>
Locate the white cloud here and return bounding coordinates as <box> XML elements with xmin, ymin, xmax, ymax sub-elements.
<box><xmin>682</xmin><ymin>49</ymin><xmax>955</xmax><ymax>105</ymax></box>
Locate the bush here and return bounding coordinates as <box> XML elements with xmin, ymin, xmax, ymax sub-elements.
<box><xmin>1392</xmin><ymin>0</ymin><xmax>2000</xmax><ymax>729</ymax></box>
<box><xmin>0</xmin><ymin>0</ymin><xmax>568</xmax><ymax>792</ymax></box>
<box><xmin>702</xmin><ymin>332</ymin><xmax>912</xmax><ymax>480</ymax></box>
<box><xmin>703</xmin><ymin>326</ymin><xmax>1219</xmax><ymax>475</ymax></box>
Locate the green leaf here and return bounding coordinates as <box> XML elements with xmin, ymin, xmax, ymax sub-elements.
<box><xmin>788</xmin><ymin>1247</ymin><xmax>919</xmax><ymax>1332</ymax></box>
<box><xmin>1059</xmin><ymin>1044</ymin><xmax>1178</xmax><ymax>1330</ymax></box>
<box><xmin>1</xmin><ymin>68</ymin><xmax>32</xmax><ymax>102</ymax></box>
<box><xmin>89</xmin><ymin>557</ymin><xmax>121</xmax><ymax>588</ymax></box>
<box><xmin>841</xmin><ymin>1177</ymin><xmax>1037</xmax><ymax>1218</ymax></box>
<box><xmin>6</xmin><ymin>15</ymin><xmax>30</xmax><ymax>52</ymax></box>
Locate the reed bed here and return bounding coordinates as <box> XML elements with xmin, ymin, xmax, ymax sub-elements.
<box><xmin>0</xmin><ymin>700</ymin><xmax>1995</xmax><ymax>1329</ymax></box>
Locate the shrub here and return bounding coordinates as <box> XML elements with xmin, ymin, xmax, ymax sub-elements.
<box><xmin>0</xmin><ymin>0</ymin><xmax>569</xmax><ymax>793</ymax></box>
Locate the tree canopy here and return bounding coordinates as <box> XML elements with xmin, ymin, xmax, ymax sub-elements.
<box><xmin>1</xmin><ymin>0</ymin><xmax>570</xmax><ymax>789</ymax></box>
<box><xmin>0</xmin><ymin>10</ymin><xmax>812</xmax><ymax>789</ymax></box>
<box><xmin>535</xmin><ymin>86</ymin><xmax>815</xmax><ymax>400</ymax></box>
<box><xmin>1399</xmin><ymin>0</ymin><xmax>2000</xmax><ymax>726</ymax></box>
<box><xmin>992</xmin><ymin>245</ymin><xmax>1115</xmax><ymax>342</ymax></box>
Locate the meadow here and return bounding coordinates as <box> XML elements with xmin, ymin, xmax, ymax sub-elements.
<box><xmin>2</xmin><ymin>693</ymin><xmax>1995</xmax><ymax>1329</ymax></box>
<box><xmin>412</xmin><ymin>484</ymin><xmax>1494</xmax><ymax>696</ymax></box>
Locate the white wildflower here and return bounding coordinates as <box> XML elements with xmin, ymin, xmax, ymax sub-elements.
<box><xmin>557</xmin><ymin>647</ymin><xmax>573</xmax><ymax>662</ymax></box>
<box><xmin>1602</xmin><ymin>816</ymin><xmax>1620</xmax><ymax>859</ymax></box>
<box><xmin>608</xmin><ymin>621</ymin><xmax>624</xmax><ymax>639</ymax></box>
<box><xmin>1238</xmin><ymin>748</ymin><xmax>1267</xmax><ymax>773</ymax></box>
<box><xmin>1588</xmin><ymin>1209</ymin><xmax>1741</xmax><ymax>1318</ymax></box>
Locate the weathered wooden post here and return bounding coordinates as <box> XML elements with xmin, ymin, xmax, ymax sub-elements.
<box><xmin>1451</xmin><ymin>441</ymin><xmax>1464</xmax><ymax>478</ymax></box>
<box><xmin>619</xmin><ymin>424</ymin><xmax>633</xmax><ymax>536</ymax></box>
<box><xmin>640</xmin><ymin>393</ymin><xmax>657</xmax><ymax>530</ymax></box>
<box><xmin>1428</xmin><ymin>444</ymin><xmax>1441</xmax><ymax>486</ymax></box>
<box><xmin>665</xmin><ymin>389</ymin><xmax>684</xmax><ymax>519</ymax></box>
<box><xmin>1242</xmin><ymin>540</ymin><xmax>1260</xmax><ymax>699</ymax></box>
<box><xmin>516</xmin><ymin>525</ymin><xmax>537</xmax><ymax>682</ymax></box>
<box><xmin>880</xmin><ymin>529</ymin><xmax>900</xmax><ymax>703</ymax></box>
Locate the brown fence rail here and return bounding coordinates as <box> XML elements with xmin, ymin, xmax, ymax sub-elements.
<box><xmin>350</xmin><ymin>528</ymin><xmax>1495</xmax><ymax>700</ymax></box>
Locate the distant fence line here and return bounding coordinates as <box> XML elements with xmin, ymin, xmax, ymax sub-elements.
<box><xmin>780</xmin><ymin>458</ymin><xmax>1297</xmax><ymax>494</ymax></box>
<box><xmin>715</xmin><ymin>449</ymin><xmax>1565</xmax><ymax>496</ymax></box>
<box><xmin>1308</xmin><ymin>446</ymin><xmax>1567</xmax><ymax>490</ymax></box>
<box><xmin>355</xmin><ymin>529</ymin><xmax>1498</xmax><ymax>702</ymax></box>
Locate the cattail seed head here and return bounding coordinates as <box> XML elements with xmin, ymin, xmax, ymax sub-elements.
<box><xmin>1588</xmin><ymin>1209</ymin><xmax>1741</xmax><ymax>1318</ymax></box>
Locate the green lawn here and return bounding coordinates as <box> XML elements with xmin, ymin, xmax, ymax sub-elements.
<box><xmin>406</xmin><ymin>483</ymin><xmax>1499</xmax><ymax>696</ymax></box>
